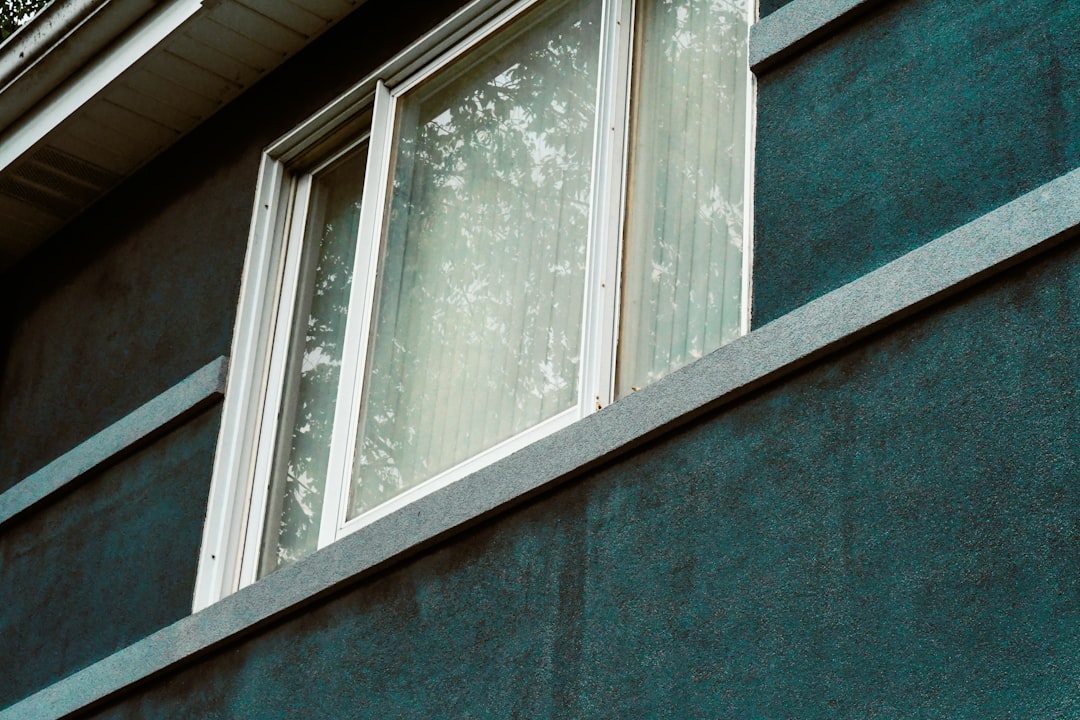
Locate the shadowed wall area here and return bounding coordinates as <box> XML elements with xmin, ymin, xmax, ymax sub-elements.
<box><xmin>0</xmin><ymin>408</ymin><xmax>220</xmax><ymax>709</ymax></box>
<box><xmin>759</xmin><ymin>0</ymin><xmax>800</xmax><ymax>16</ymax></box>
<box><xmin>86</xmin><ymin>239</ymin><xmax>1079</xmax><ymax>719</ymax></box>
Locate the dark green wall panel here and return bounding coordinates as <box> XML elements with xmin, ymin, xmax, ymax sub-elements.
<box><xmin>753</xmin><ymin>0</ymin><xmax>1080</xmax><ymax>325</ymax></box>
<box><xmin>0</xmin><ymin>408</ymin><xmax>220</xmax><ymax>709</ymax></box>
<box><xmin>90</xmin><ymin>240</ymin><xmax>1079</xmax><ymax>718</ymax></box>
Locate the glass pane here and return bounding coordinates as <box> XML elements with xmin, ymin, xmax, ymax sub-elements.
<box><xmin>259</xmin><ymin>144</ymin><xmax>368</xmax><ymax>576</ymax></box>
<box><xmin>616</xmin><ymin>0</ymin><xmax>749</xmax><ymax>397</ymax></box>
<box><xmin>348</xmin><ymin>0</ymin><xmax>602</xmax><ymax>519</ymax></box>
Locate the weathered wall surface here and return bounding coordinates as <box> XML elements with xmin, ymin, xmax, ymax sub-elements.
<box><xmin>89</xmin><ymin>239</ymin><xmax>1080</xmax><ymax>719</ymax></box>
<box><xmin>758</xmin><ymin>0</ymin><xmax>792</xmax><ymax>16</ymax></box>
<box><xmin>0</xmin><ymin>114</ymin><xmax>250</xmax><ymax>491</ymax></box>
<box><xmin>753</xmin><ymin>0</ymin><xmax>1080</xmax><ymax>325</ymax></box>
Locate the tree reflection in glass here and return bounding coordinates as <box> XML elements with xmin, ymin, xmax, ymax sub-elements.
<box><xmin>260</xmin><ymin>145</ymin><xmax>368</xmax><ymax>575</ymax></box>
<box><xmin>617</xmin><ymin>0</ymin><xmax>748</xmax><ymax>396</ymax></box>
<box><xmin>349</xmin><ymin>0</ymin><xmax>602</xmax><ymax>518</ymax></box>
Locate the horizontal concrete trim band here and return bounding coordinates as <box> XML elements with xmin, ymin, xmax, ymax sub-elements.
<box><xmin>750</xmin><ymin>0</ymin><xmax>887</xmax><ymax>74</ymax></box>
<box><xmin>6</xmin><ymin>167</ymin><xmax>1080</xmax><ymax>720</ymax></box>
<box><xmin>0</xmin><ymin>356</ymin><xmax>228</xmax><ymax>530</ymax></box>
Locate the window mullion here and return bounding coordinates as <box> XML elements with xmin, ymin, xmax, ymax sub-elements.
<box><xmin>318</xmin><ymin>80</ymin><xmax>398</xmax><ymax>548</ymax></box>
<box><xmin>740</xmin><ymin>0</ymin><xmax>758</xmax><ymax>336</ymax></box>
<box><xmin>193</xmin><ymin>157</ymin><xmax>287</xmax><ymax>610</ymax></box>
<box><xmin>237</xmin><ymin>173</ymin><xmax>315</xmax><ymax>589</ymax></box>
<box><xmin>580</xmin><ymin>0</ymin><xmax>635</xmax><ymax>413</ymax></box>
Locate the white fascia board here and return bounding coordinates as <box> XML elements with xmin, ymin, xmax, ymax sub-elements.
<box><xmin>0</xmin><ymin>0</ymin><xmax>159</xmax><ymax>131</ymax></box>
<box><xmin>0</xmin><ymin>0</ymin><xmax>203</xmax><ymax>172</ymax></box>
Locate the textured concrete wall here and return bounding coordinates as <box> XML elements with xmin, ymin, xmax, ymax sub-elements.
<box><xmin>0</xmin><ymin>107</ymin><xmax>246</xmax><ymax>490</ymax></box>
<box><xmin>759</xmin><ymin>0</ymin><xmax>798</xmax><ymax>17</ymax></box>
<box><xmin>753</xmin><ymin>0</ymin><xmax>1080</xmax><ymax>325</ymax></box>
<box><xmin>0</xmin><ymin>408</ymin><xmax>220</xmax><ymax>709</ymax></box>
<box><xmin>87</xmin><ymin>239</ymin><xmax>1080</xmax><ymax>719</ymax></box>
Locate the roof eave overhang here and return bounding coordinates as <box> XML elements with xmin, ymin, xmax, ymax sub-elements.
<box><xmin>0</xmin><ymin>0</ymin><xmax>365</xmax><ymax>269</ymax></box>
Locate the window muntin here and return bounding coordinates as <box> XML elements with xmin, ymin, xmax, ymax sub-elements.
<box><xmin>210</xmin><ymin>0</ymin><xmax>752</xmax><ymax>594</ymax></box>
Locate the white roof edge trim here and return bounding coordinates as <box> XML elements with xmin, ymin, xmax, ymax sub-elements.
<box><xmin>0</xmin><ymin>0</ymin><xmax>107</xmax><ymax>89</ymax></box>
<box><xmin>0</xmin><ymin>0</ymin><xmax>203</xmax><ymax>171</ymax></box>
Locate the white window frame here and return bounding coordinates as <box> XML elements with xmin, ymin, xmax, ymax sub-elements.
<box><xmin>194</xmin><ymin>0</ymin><xmax>755</xmax><ymax>611</ymax></box>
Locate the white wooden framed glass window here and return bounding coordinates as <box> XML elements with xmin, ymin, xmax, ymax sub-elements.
<box><xmin>195</xmin><ymin>0</ymin><xmax>754</xmax><ymax>609</ymax></box>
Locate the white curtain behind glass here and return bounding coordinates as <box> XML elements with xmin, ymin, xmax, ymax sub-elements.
<box><xmin>616</xmin><ymin>0</ymin><xmax>748</xmax><ymax>397</ymax></box>
<box><xmin>348</xmin><ymin>0</ymin><xmax>602</xmax><ymax>519</ymax></box>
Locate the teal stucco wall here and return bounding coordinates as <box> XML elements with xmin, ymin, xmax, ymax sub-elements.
<box><xmin>758</xmin><ymin>0</ymin><xmax>795</xmax><ymax>16</ymax></box>
<box><xmin>1</xmin><ymin>0</ymin><xmax>1077</xmax><ymax>715</ymax></box>
<box><xmin>0</xmin><ymin>408</ymin><xmax>220</xmax><ymax>709</ymax></box>
<box><xmin>88</xmin><ymin>239</ymin><xmax>1080</xmax><ymax>719</ymax></box>
<box><xmin>0</xmin><ymin>120</ymin><xmax>249</xmax><ymax>490</ymax></box>
<box><xmin>753</xmin><ymin>0</ymin><xmax>1080</xmax><ymax>325</ymax></box>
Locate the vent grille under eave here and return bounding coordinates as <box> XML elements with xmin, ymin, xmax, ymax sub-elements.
<box><xmin>0</xmin><ymin>145</ymin><xmax>124</xmax><ymax>266</ymax></box>
<box><xmin>0</xmin><ymin>145</ymin><xmax>120</xmax><ymax>219</ymax></box>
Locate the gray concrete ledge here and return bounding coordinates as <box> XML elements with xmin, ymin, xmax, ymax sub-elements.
<box><xmin>0</xmin><ymin>356</ymin><xmax>228</xmax><ymax>530</ymax></box>
<box><xmin>750</xmin><ymin>0</ymin><xmax>888</xmax><ymax>74</ymax></box>
<box><xmin>6</xmin><ymin>166</ymin><xmax>1080</xmax><ymax>719</ymax></box>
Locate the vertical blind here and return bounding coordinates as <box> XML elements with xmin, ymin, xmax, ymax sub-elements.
<box><xmin>616</xmin><ymin>0</ymin><xmax>748</xmax><ymax>397</ymax></box>
<box><xmin>349</xmin><ymin>0</ymin><xmax>603</xmax><ymax>519</ymax></box>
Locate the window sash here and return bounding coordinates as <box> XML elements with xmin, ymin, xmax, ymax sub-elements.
<box><xmin>196</xmin><ymin>0</ymin><xmax>753</xmax><ymax>606</ymax></box>
<box><xmin>255</xmin><ymin>142</ymin><xmax>371</xmax><ymax>577</ymax></box>
<box><xmin>348</xmin><ymin>0</ymin><xmax>601</xmax><ymax>520</ymax></box>
<box><xmin>324</xmin><ymin>0</ymin><xmax>631</xmax><ymax>556</ymax></box>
